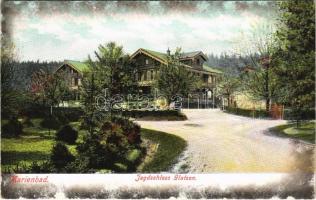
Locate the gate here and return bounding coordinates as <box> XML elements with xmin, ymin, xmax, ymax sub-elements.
<box><xmin>270</xmin><ymin>104</ymin><xmax>284</xmax><ymax>119</ymax></box>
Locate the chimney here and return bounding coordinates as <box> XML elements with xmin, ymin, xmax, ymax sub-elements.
<box><xmin>167</xmin><ymin>48</ymin><xmax>170</xmax><ymax>56</ymax></box>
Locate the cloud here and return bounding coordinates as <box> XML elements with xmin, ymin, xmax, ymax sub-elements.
<box><xmin>8</xmin><ymin>1</ymin><xmax>276</xmax><ymax>61</ymax></box>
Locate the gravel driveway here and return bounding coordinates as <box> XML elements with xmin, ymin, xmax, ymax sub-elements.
<box><xmin>137</xmin><ymin>109</ymin><xmax>314</xmax><ymax>173</ymax></box>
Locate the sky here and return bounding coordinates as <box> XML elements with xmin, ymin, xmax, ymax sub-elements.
<box><xmin>4</xmin><ymin>1</ymin><xmax>278</xmax><ymax>61</ymax></box>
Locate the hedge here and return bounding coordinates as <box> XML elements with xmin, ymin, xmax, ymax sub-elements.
<box><xmin>225</xmin><ymin>107</ymin><xmax>269</xmax><ymax>118</ymax></box>
<box><xmin>119</xmin><ymin>110</ymin><xmax>187</xmax><ymax>121</ymax></box>
<box><xmin>225</xmin><ymin>107</ymin><xmax>315</xmax><ymax>120</ymax></box>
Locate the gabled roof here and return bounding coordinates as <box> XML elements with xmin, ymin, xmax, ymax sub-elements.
<box><xmin>131</xmin><ymin>48</ymin><xmax>208</xmax><ymax>62</ymax></box>
<box><xmin>56</xmin><ymin>60</ymin><xmax>91</xmax><ymax>74</ymax></box>
<box><xmin>180</xmin><ymin>51</ymin><xmax>208</xmax><ymax>61</ymax></box>
<box><xmin>131</xmin><ymin>48</ymin><xmax>220</xmax><ymax>74</ymax></box>
<box><xmin>130</xmin><ymin>48</ymin><xmax>168</xmax><ymax>64</ymax></box>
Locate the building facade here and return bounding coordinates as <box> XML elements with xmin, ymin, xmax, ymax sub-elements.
<box><xmin>56</xmin><ymin>48</ymin><xmax>222</xmax><ymax>100</ymax></box>
<box><xmin>130</xmin><ymin>48</ymin><xmax>222</xmax><ymax>94</ymax></box>
<box><xmin>55</xmin><ymin>60</ymin><xmax>90</xmax><ymax>100</ymax></box>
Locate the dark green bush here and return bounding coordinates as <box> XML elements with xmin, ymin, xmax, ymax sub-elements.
<box><xmin>120</xmin><ymin>110</ymin><xmax>187</xmax><ymax>121</ymax></box>
<box><xmin>56</xmin><ymin>125</ymin><xmax>78</xmax><ymax>144</ymax></box>
<box><xmin>2</xmin><ymin>119</ymin><xmax>23</xmax><ymax>137</ymax></box>
<box><xmin>64</xmin><ymin>156</ymin><xmax>92</xmax><ymax>173</ymax></box>
<box><xmin>283</xmin><ymin>108</ymin><xmax>315</xmax><ymax>120</ymax></box>
<box><xmin>40</xmin><ymin>116</ymin><xmax>62</xmax><ymax>129</ymax></box>
<box><xmin>51</xmin><ymin>142</ymin><xmax>75</xmax><ymax>170</ymax></box>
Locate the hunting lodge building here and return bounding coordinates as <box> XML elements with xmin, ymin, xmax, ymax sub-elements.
<box><xmin>56</xmin><ymin>48</ymin><xmax>222</xmax><ymax>100</ymax></box>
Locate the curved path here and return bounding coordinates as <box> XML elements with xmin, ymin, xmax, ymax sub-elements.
<box><xmin>137</xmin><ymin>109</ymin><xmax>314</xmax><ymax>173</ymax></box>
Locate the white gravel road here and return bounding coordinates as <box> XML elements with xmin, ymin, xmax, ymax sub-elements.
<box><xmin>137</xmin><ymin>109</ymin><xmax>314</xmax><ymax>173</ymax></box>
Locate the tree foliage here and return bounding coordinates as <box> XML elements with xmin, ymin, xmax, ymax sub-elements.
<box><xmin>1</xmin><ymin>41</ymin><xmax>28</xmax><ymax>118</ymax></box>
<box><xmin>217</xmin><ymin>70</ymin><xmax>240</xmax><ymax>107</ymax></box>
<box><xmin>233</xmin><ymin>24</ymin><xmax>278</xmax><ymax>111</ymax></box>
<box><xmin>273</xmin><ymin>0</ymin><xmax>315</xmax><ymax>121</ymax></box>
<box><xmin>80</xmin><ymin>42</ymin><xmax>137</xmax><ymax>131</ymax></box>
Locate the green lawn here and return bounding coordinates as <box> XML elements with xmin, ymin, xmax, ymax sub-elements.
<box><xmin>270</xmin><ymin>121</ymin><xmax>315</xmax><ymax>143</ymax></box>
<box><xmin>1</xmin><ymin>118</ymin><xmax>83</xmax><ymax>172</ymax></box>
<box><xmin>140</xmin><ymin>128</ymin><xmax>187</xmax><ymax>172</ymax></box>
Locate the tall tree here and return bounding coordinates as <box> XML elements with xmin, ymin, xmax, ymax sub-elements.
<box><xmin>217</xmin><ymin>69</ymin><xmax>241</xmax><ymax>107</ymax></box>
<box><xmin>273</xmin><ymin>0</ymin><xmax>315</xmax><ymax>122</ymax></box>
<box><xmin>234</xmin><ymin>24</ymin><xmax>278</xmax><ymax>111</ymax></box>
<box><xmin>80</xmin><ymin>42</ymin><xmax>136</xmax><ymax>131</ymax></box>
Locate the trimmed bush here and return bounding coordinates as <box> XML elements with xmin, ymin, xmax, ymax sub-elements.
<box><xmin>2</xmin><ymin>119</ymin><xmax>23</xmax><ymax>137</ymax></box>
<box><xmin>40</xmin><ymin>116</ymin><xmax>62</xmax><ymax>129</ymax></box>
<box><xmin>56</xmin><ymin>125</ymin><xmax>78</xmax><ymax>144</ymax></box>
<box><xmin>119</xmin><ymin>110</ymin><xmax>187</xmax><ymax>121</ymax></box>
<box><xmin>51</xmin><ymin>142</ymin><xmax>75</xmax><ymax>170</ymax></box>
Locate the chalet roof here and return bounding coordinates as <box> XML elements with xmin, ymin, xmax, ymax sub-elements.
<box><xmin>62</xmin><ymin>60</ymin><xmax>91</xmax><ymax>74</ymax></box>
<box><xmin>58</xmin><ymin>49</ymin><xmax>221</xmax><ymax>75</ymax></box>
<box><xmin>131</xmin><ymin>48</ymin><xmax>168</xmax><ymax>64</ymax></box>
<box><xmin>131</xmin><ymin>48</ymin><xmax>220</xmax><ymax>74</ymax></box>
<box><xmin>132</xmin><ymin>48</ymin><xmax>208</xmax><ymax>62</ymax></box>
<box><xmin>180</xmin><ymin>51</ymin><xmax>207</xmax><ymax>61</ymax></box>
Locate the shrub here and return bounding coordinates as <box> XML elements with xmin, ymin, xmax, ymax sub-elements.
<box><xmin>40</xmin><ymin>116</ymin><xmax>62</xmax><ymax>129</ymax></box>
<box><xmin>76</xmin><ymin>118</ymin><xmax>143</xmax><ymax>172</ymax></box>
<box><xmin>56</xmin><ymin>125</ymin><xmax>78</xmax><ymax>144</ymax></box>
<box><xmin>2</xmin><ymin>119</ymin><xmax>23</xmax><ymax>137</ymax></box>
<box><xmin>51</xmin><ymin>142</ymin><xmax>75</xmax><ymax>170</ymax></box>
<box><xmin>112</xmin><ymin>116</ymin><xmax>141</xmax><ymax>145</ymax></box>
<box><xmin>64</xmin><ymin>156</ymin><xmax>92</xmax><ymax>173</ymax></box>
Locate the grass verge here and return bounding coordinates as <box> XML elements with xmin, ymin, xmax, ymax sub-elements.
<box><xmin>140</xmin><ymin>128</ymin><xmax>187</xmax><ymax>172</ymax></box>
<box><xmin>269</xmin><ymin>121</ymin><xmax>315</xmax><ymax>144</ymax></box>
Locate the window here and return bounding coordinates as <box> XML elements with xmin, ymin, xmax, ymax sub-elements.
<box><xmin>138</xmin><ymin>72</ymin><xmax>142</xmax><ymax>81</ymax></box>
<box><xmin>150</xmin><ymin>70</ymin><xmax>154</xmax><ymax>80</ymax></box>
<box><xmin>145</xmin><ymin>59</ymin><xmax>149</xmax><ymax>65</ymax></box>
<box><xmin>144</xmin><ymin>70</ymin><xmax>147</xmax><ymax>81</ymax></box>
<box><xmin>74</xmin><ymin>78</ymin><xmax>78</xmax><ymax>86</ymax></box>
<box><xmin>196</xmin><ymin>59</ymin><xmax>200</xmax><ymax>65</ymax></box>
